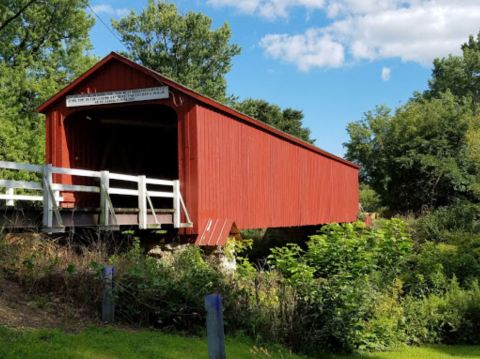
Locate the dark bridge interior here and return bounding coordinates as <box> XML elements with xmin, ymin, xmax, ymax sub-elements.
<box><xmin>64</xmin><ymin>104</ymin><xmax>178</xmax><ymax>209</ymax></box>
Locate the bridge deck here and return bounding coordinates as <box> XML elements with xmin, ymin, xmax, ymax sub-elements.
<box><xmin>0</xmin><ymin>207</ymin><xmax>174</xmax><ymax>231</ymax></box>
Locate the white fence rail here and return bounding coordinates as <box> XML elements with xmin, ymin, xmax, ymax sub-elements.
<box><xmin>0</xmin><ymin>161</ymin><xmax>193</xmax><ymax>232</ymax></box>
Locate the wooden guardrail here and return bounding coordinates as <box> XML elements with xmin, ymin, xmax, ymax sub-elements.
<box><xmin>0</xmin><ymin>161</ymin><xmax>192</xmax><ymax>232</ymax></box>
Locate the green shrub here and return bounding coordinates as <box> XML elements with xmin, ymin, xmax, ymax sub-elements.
<box><xmin>357</xmin><ymin>279</ymin><xmax>405</xmax><ymax>351</ymax></box>
<box><xmin>403</xmin><ymin>279</ymin><xmax>480</xmax><ymax>344</ymax></box>
<box><xmin>414</xmin><ymin>201</ymin><xmax>480</xmax><ymax>242</ymax></box>
<box><xmin>112</xmin><ymin>240</ymin><xmax>224</xmax><ymax>330</ymax></box>
<box><xmin>359</xmin><ymin>184</ymin><xmax>384</xmax><ymax>213</ymax></box>
<box><xmin>306</xmin><ymin>219</ymin><xmax>412</xmax><ymax>283</ymax></box>
<box><xmin>267</xmin><ymin>220</ymin><xmax>413</xmax><ymax>353</ymax></box>
<box><xmin>403</xmin><ymin>239</ymin><xmax>480</xmax><ymax>295</ymax></box>
<box><xmin>3</xmin><ymin>218</ymin><xmax>480</xmax><ymax>355</ymax></box>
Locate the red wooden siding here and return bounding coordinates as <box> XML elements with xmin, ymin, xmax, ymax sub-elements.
<box><xmin>37</xmin><ymin>52</ymin><xmax>359</xmax><ymax>245</ymax></box>
<box><xmin>195</xmin><ymin>105</ymin><xmax>358</xmax><ymax>233</ymax></box>
<box><xmin>41</xmin><ymin>59</ymin><xmax>199</xmax><ymax>229</ymax></box>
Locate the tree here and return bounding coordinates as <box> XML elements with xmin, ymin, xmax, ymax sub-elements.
<box><xmin>0</xmin><ymin>0</ymin><xmax>38</xmax><ymax>33</ymax></box>
<box><xmin>234</xmin><ymin>98</ymin><xmax>314</xmax><ymax>143</ymax></box>
<box><xmin>427</xmin><ymin>31</ymin><xmax>480</xmax><ymax>110</ymax></box>
<box><xmin>0</xmin><ymin>0</ymin><xmax>95</xmax><ymax>168</ymax></box>
<box><xmin>112</xmin><ymin>0</ymin><xmax>241</xmax><ymax>102</ymax></box>
<box><xmin>345</xmin><ymin>93</ymin><xmax>480</xmax><ymax>213</ymax></box>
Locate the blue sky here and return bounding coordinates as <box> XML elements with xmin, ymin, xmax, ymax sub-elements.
<box><xmin>87</xmin><ymin>0</ymin><xmax>480</xmax><ymax>156</ymax></box>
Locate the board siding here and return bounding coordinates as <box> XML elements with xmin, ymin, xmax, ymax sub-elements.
<box><xmin>195</xmin><ymin>104</ymin><xmax>359</xmax><ymax>233</ymax></box>
<box><xmin>40</xmin><ymin>54</ymin><xmax>359</xmax><ymax>242</ymax></box>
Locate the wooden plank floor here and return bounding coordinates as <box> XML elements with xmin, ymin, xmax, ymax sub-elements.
<box><xmin>0</xmin><ymin>207</ymin><xmax>174</xmax><ymax>231</ymax></box>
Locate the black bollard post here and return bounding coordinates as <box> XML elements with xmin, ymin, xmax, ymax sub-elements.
<box><xmin>204</xmin><ymin>293</ymin><xmax>226</xmax><ymax>359</ymax></box>
<box><xmin>102</xmin><ymin>265</ymin><xmax>115</xmax><ymax>323</ymax></box>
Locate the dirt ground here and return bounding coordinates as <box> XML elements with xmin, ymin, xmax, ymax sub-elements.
<box><xmin>0</xmin><ymin>274</ymin><xmax>92</xmax><ymax>331</ymax></box>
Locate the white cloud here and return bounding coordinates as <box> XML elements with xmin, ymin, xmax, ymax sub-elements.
<box><xmin>91</xmin><ymin>4</ymin><xmax>130</xmax><ymax>18</ymax></box>
<box><xmin>209</xmin><ymin>0</ymin><xmax>480</xmax><ymax>70</ymax></box>
<box><xmin>381</xmin><ymin>67</ymin><xmax>391</xmax><ymax>81</ymax></box>
<box><xmin>260</xmin><ymin>30</ymin><xmax>344</xmax><ymax>70</ymax></box>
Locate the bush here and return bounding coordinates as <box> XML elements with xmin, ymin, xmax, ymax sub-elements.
<box><xmin>267</xmin><ymin>220</ymin><xmax>413</xmax><ymax>353</ymax></box>
<box><xmin>407</xmin><ymin>202</ymin><xmax>480</xmax><ymax>291</ymax></box>
<box><xmin>2</xmin><ymin>218</ymin><xmax>480</xmax><ymax>355</ymax></box>
<box><xmin>359</xmin><ymin>184</ymin><xmax>384</xmax><ymax>213</ymax></box>
<box><xmin>111</xmin><ymin>240</ymin><xmax>224</xmax><ymax>330</ymax></box>
<box><xmin>414</xmin><ymin>201</ymin><xmax>480</xmax><ymax>242</ymax></box>
<box><xmin>403</xmin><ymin>279</ymin><xmax>480</xmax><ymax>344</ymax></box>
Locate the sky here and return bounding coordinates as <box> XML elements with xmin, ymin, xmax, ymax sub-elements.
<box><xmin>87</xmin><ymin>0</ymin><xmax>480</xmax><ymax>156</ymax></box>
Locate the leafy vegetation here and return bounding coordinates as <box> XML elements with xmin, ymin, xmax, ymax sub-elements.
<box><xmin>0</xmin><ymin>0</ymin><xmax>95</xmax><ymax>171</ymax></box>
<box><xmin>427</xmin><ymin>32</ymin><xmax>480</xmax><ymax>111</ymax></box>
<box><xmin>112</xmin><ymin>0</ymin><xmax>240</xmax><ymax>103</ymax></box>
<box><xmin>342</xmin><ymin>30</ymin><xmax>480</xmax><ymax>355</ymax></box>
<box><xmin>345</xmin><ymin>93</ymin><xmax>479</xmax><ymax>213</ymax></box>
<box><xmin>3</xmin><ymin>219</ymin><xmax>480</xmax><ymax>355</ymax></box>
<box><xmin>2</xmin><ymin>3</ymin><xmax>480</xmax><ymax>358</ymax></box>
<box><xmin>234</xmin><ymin>98</ymin><xmax>313</xmax><ymax>143</ymax></box>
<box><xmin>346</xmin><ymin>31</ymin><xmax>480</xmax><ymax>214</ymax></box>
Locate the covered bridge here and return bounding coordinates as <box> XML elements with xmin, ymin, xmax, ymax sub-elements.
<box><xmin>33</xmin><ymin>52</ymin><xmax>359</xmax><ymax>245</ymax></box>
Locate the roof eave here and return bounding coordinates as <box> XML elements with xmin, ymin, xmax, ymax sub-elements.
<box><xmin>35</xmin><ymin>52</ymin><xmax>360</xmax><ymax>170</ymax></box>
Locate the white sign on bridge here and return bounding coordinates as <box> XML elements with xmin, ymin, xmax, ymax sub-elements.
<box><xmin>66</xmin><ymin>86</ymin><xmax>169</xmax><ymax>107</ymax></box>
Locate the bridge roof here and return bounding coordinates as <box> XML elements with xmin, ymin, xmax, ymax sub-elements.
<box><xmin>36</xmin><ymin>52</ymin><xmax>359</xmax><ymax>169</ymax></box>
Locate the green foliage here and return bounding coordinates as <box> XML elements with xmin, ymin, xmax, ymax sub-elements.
<box><xmin>226</xmin><ymin>238</ymin><xmax>256</xmax><ymax>279</ymax></box>
<box><xmin>414</xmin><ymin>201</ymin><xmax>480</xmax><ymax>242</ymax></box>
<box><xmin>345</xmin><ymin>93</ymin><xmax>480</xmax><ymax>212</ymax></box>
<box><xmin>345</xmin><ymin>31</ymin><xmax>480</xmax><ymax>214</ymax></box>
<box><xmin>269</xmin><ymin>244</ymin><xmax>315</xmax><ymax>290</ymax></box>
<box><xmin>306</xmin><ymin>220</ymin><xmax>411</xmax><ymax>282</ymax></box>
<box><xmin>404</xmin><ymin>204</ymin><xmax>480</xmax><ymax>293</ymax></box>
<box><xmin>0</xmin><ymin>0</ymin><xmax>95</xmax><ymax>168</ymax></box>
<box><xmin>427</xmin><ymin>31</ymin><xmax>480</xmax><ymax>111</ymax></box>
<box><xmin>234</xmin><ymin>98</ymin><xmax>314</xmax><ymax>143</ymax></box>
<box><xmin>266</xmin><ymin>220</ymin><xmax>414</xmax><ymax>352</ymax></box>
<box><xmin>360</xmin><ymin>184</ymin><xmax>383</xmax><ymax>213</ymax></box>
<box><xmin>265</xmin><ymin>219</ymin><xmax>480</xmax><ymax>352</ymax></box>
<box><xmin>112</xmin><ymin>241</ymin><xmax>224</xmax><ymax>330</ymax></box>
<box><xmin>112</xmin><ymin>0</ymin><xmax>240</xmax><ymax>102</ymax></box>
<box><xmin>403</xmin><ymin>280</ymin><xmax>480</xmax><ymax>345</ymax></box>
<box><xmin>3</xmin><ymin>220</ymin><xmax>480</xmax><ymax>355</ymax></box>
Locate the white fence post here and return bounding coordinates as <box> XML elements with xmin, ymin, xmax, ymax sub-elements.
<box><xmin>100</xmin><ymin>171</ymin><xmax>110</xmax><ymax>226</ymax></box>
<box><xmin>54</xmin><ymin>190</ymin><xmax>61</xmax><ymax>206</ymax></box>
<box><xmin>6</xmin><ymin>187</ymin><xmax>14</xmax><ymax>206</ymax></box>
<box><xmin>0</xmin><ymin>160</ymin><xmax>192</xmax><ymax>230</ymax></box>
<box><xmin>42</xmin><ymin>164</ymin><xmax>53</xmax><ymax>229</ymax></box>
<box><xmin>138</xmin><ymin>175</ymin><xmax>147</xmax><ymax>229</ymax></box>
<box><xmin>173</xmin><ymin>180</ymin><xmax>181</xmax><ymax>228</ymax></box>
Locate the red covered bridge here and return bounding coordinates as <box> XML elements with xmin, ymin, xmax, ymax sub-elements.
<box><xmin>2</xmin><ymin>52</ymin><xmax>359</xmax><ymax>245</ymax></box>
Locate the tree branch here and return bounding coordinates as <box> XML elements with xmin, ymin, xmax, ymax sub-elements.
<box><xmin>0</xmin><ymin>0</ymin><xmax>38</xmax><ymax>33</ymax></box>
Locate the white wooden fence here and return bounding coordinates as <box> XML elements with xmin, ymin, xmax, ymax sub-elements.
<box><xmin>0</xmin><ymin>161</ymin><xmax>192</xmax><ymax>232</ymax></box>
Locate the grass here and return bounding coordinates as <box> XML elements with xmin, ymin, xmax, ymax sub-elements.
<box><xmin>0</xmin><ymin>325</ymin><xmax>480</xmax><ymax>359</ymax></box>
<box><xmin>0</xmin><ymin>326</ymin><xmax>305</xmax><ymax>359</ymax></box>
<box><xmin>325</xmin><ymin>345</ymin><xmax>480</xmax><ymax>359</ymax></box>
